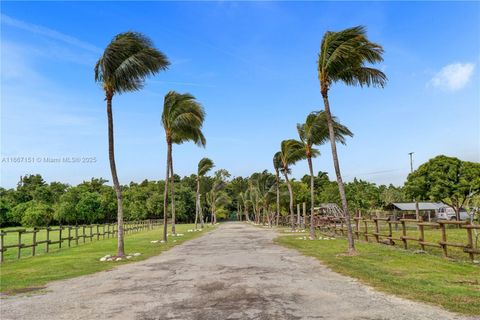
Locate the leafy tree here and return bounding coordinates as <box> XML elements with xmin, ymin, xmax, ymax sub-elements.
<box><xmin>9</xmin><ymin>201</ymin><xmax>36</xmax><ymax>225</ymax></box>
<box><xmin>405</xmin><ymin>155</ymin><xmax>480</xmax><ymax>221</ymax></box>
<box><xmin>317</xmin><ymin>181</ymin><xmax>341</xmax><ymax>205</ymax></box>
<box><xmin>0</xmin><ymin>198</ymin><xmax>10</xmax><ymax>227</ymax></box>
<box><xmin>379</xmin><ymin>184</ymin><xmax>405</xmax><ymax>207</ymax></box>
<box><xmin>317</xmin><ymin>26</ymin><xmax>386</xmax><ymax>253</ymax></box>
<box><xmin>32</xmin><ymin>186</ymin><xmax>54</xmax><ymax>204</ymax></box>
<box><xmin>275</xmin><ymin>139</ymin><xmax>306</xmax><ymax>229</ymax></box>
<box><xmin>196</xmin><ymin>158</ymin><xmax>214</xmax><ymax>229</ymax></box>
<box><xmin>0</xmin><ymin>188</ymin><xmax>17</xmax><ymax>227</ymax></box>
<box><xmin>297</xmin><ymin>111</ymin><xmax>352</xmax><ymax>238</ymax></box>
<box><xmin>346</xmin><ymin>179</ymin><xmax>381</xmax><ymax>214</ymax></box>
<box><xmin>146</xmin><ymin>193</ymin><xmax>163</xmax><ymax>218</ymax></box>
<box><xmin>95</xmin><ymin>31</ymin><xmax>169</xmax><ymax>257</ymax></box>
<box><xmin>161</xmin><ymin>91</ymin><xmax>206</xmax><ymax>238</ymax></box>
<box><xmin>76</xmin><ymin>192</ymin><xmax>105</xmax><ymax>223</ymax></box>
<box><xmin>49</xmin><ymin>182</ymin><xmax>69</xmax><ymax>203</ymax></box>
<box><xmin>55</xmin><ymin>188</ymin><xmax>81</xmax><ymax>224</ymax></box>
<box><xmin>21</xmin><ymin>202</ymin><xmax>54</xmax><ymax>227</ymax></box>
<box><xmin>16</xmin><ymin>174</ymin><xmax>47</xmax><ymax>203</ymax></box>
<box><xmin>174</xmin><ymin>185</ymin><xmax>196</xmax><ymax>223</ymax></box>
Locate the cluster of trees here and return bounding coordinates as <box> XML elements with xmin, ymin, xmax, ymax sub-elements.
<box><xmin>266</xmin><ymin>26</ymin><xmax>387</xmax><ymax>253</ymax></box>
<box><xmin>0</xmin><ymin>173</ymin><xmax>406</xmax><ymax>228</ymax></box>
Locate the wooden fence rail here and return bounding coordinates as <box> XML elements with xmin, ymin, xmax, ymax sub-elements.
<box><xmin>313</xmin><ymin>216</ymin><xmax>480</xmax><ymax>262</ymax></box>
<box><xmin>0</xmin><ymin>219</ymin><xmax>162</xmax><ymax>262</ymax></box>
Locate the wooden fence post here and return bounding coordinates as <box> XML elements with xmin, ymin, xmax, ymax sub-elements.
<box><xmin>32</xmin><ymin>228</ymin><xmax>37</xmax><ymax>256</ymax></box>
<box><xmin>75</xmin><ymin>225</ymin><xmax>79</xmax><ymax>245</ymax></box>
<box><xmin>0</xmin><ymin>231</ymin><xmax>4</xmax><ymax>262</ymax></box>
<box><xmin>46</xmin><ymin>227</ymin><xmax>50</xmax><ymax>253</ymax></box>
<box><xmin>68</xmin><ymin>227</ymin><xmax>72</xmax><ymax>247</ymax></box>
<box><xmin>18</xmin><ymin>230</ymin><xmax>22</xmax><ymax>259</ymax></box>
<box><xmin>401</xmin><ymin>220</ymin><xmax>407</xmax><ymax>249</ymax></box>
<box><xmin>440</xmin><ymin>223</ymin><xmax>448</xmax><ymax>258</ymax></box>
<box><xmin>59</xmin><ymin>227</ymin><xmax>63</xmax><ymax>249</ymax></box>
<box><xmin>374</xmin><ymin>218</ymin><xmax>380</xmax><ymax>243</ymax></box>
<box><xmin>419</xmin><ymin>224</ymin><xmax>425</xmax><ymax>251</ymax></box>
<box><xmin>466</xmin><ymin>227</ymin><xmax>474</xmax><ymax>262</ymax></box>
<box><xmin>364</xmin><ymin>219</ymin><xmax>368</xmax><ymax>242</ymax></box>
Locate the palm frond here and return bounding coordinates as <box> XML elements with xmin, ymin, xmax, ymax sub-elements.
<box><xmin>197</xmin><ymin>158</ymin><xmax>215</xmax><ymax>177</ymax></box>
<box><xmin>318</xmin><ymin>26</ymin><xmax>387</xmax><ymax>91</ymax></box>
<box><xmin>162</xmin><ymin>91</ymin><xmax>206</xmax><ymax>147</ymax></box>
<box><xmin>95</xmin><ymin>31</ymin><xmax>170</xmax><ymax>94</ymax></box>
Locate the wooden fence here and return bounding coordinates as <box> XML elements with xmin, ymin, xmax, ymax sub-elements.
<box><xmin>314</xmin><ymin>216</ymin><xmax>480</xmax><ymax>262</ymax></box>
<box><xmin>0</xmin><ymin>219</ymin><xmax>162</xmax><ymax>262</ymax></box>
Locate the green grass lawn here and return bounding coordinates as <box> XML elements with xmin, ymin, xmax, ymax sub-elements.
<box><xmin>324</xmin><ymin>222</ymin><xmax>477</xmax><ymax>261</ymax></box>
<box><xmin>0</xmin><ymin>224</ymin><xmax>214</xmax><ymax>294</ymax></box>
<box><xmin>276</xmin><ymin>232</ymin><xmax>480</xmax><ymax>316</ymax></box>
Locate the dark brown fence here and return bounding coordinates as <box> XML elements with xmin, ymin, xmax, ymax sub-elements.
<box><xmin>314</xmin><ymin>216</ymin><xmax>480</xmax><ymax>262</ymax></box>
<box><xmin>0</xmin><ymin>219</ymin><xmax>162</xmax><ymax>262</ymax></box>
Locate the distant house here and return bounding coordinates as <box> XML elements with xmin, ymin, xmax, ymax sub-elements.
<box><xmin>385</xmin><ymin>202</ymin><xmax>444</xmax><ymax>220</ymax></box>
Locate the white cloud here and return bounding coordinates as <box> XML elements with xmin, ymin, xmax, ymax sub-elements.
<box><xmin>428</xmin><ymin>62</ymin><xmax>475</xmax><ymax>91</ymax></box>
<box><xmin>1</xmin><ymin>13</ymin><xmax>101</xmax><ymax>54</ymax></box>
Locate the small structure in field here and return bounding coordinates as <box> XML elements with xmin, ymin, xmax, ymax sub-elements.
<box><xmin>385</xmin><ymin>202</ymin><xmax>444</xmax><ymax>221</ymax></box>
<box><xmin>314</xmin><ymin>203</ymin><xmax>343</xmax><ymax>217</ymax></box>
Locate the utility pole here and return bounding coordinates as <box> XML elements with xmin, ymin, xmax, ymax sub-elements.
<box><xmin>409</xmin><ymin>152</ymin><xmax>420</xmax><ymax>221</ymax></box>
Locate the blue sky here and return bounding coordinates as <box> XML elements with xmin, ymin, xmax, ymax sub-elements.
<box><xmin>1</xmin><ymin>1</ymin><xmax>479</xmax><ymax>188</ymax></box>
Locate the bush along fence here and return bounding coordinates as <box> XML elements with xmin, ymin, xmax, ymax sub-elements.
<box><xmin>0</xmin><ymin>219</ymin><xmax>162</xmax><ymax>262</ymax></box>
<box><xmin>314</xmin><ymin>216</ymin><xmax>480</xmax><ymax>262</ymax></box>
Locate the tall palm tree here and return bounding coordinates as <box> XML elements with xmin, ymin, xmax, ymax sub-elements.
<box><xmin>206</xmin><ymin>169</ymin><xmax>230</xmax><ymax>224</ymax></box>
<box><xmin>318</xmin><ymin>26</ymin><xmax>386</xmax><ymax>253</ymax></box>
<box><xmin>94</xmin><ymin>32</ymin><xmax>169</xmax><ymax>256</ymax></box>
<box><xmin>161</xmin><ymin>91</ymin><xmax>206</xmax><ymax>241</ymax></box>
<box><xmin>275</xmin><ymin>140</ymin><xmax>306</xmax><ymax>230</ymax></box>
<box><xmin>297</xmin><ymin>111</ymin><xmax>353</xmax><ymax>239</ymax></box>
<box><xmin>273</xmin><ymin>153</ymin><xmax>282</xmax><ymax>226</ymax></box>
<box><xmin>196</xmin><ymin>158</ymin><xmax>214</xmax><ymax>229</ymax></box>
<box><xmin>239</xmin><ymin>192</ymin><xmax>251</xmax><ymax>222</ymax></box>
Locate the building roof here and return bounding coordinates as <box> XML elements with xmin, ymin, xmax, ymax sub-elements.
<box><xmin>388</xmin><ymin>202</ymin><xmax>444</xmax><ymax>211</ymax></box>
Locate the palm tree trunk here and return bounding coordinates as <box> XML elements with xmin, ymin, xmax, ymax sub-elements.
<box><xmin>283</xmin><ymin>172</ymin><xmax>295</xmax><ymax>230</ymax></box>
<box><xmin>162</xmin><ymin>143</ymin><xmax>170</xmax><ymax>242</ymax></box>
<box><xmin>195</xmin><ymin>178</ymin><xmax>200</xmax><ymax>229</ymax></box>
<box><xmin>322</xmin><ymin>93</ymin><xmax>355</xmax><ymax>253</ymax></box>
<box><xmin>307</xmin><ymin>156</ymin><xmax>316</xmax><ymax>239</ymax></box>
<box><xmin>200</xmin><ymin>196</ymin><xmax>205</xmax><ymax>229</ymax></box>
<box><xmin>297</xmin><ymin>203</ymin><xmax>300</xmax><ymax>227</ymax></box>
<box><xmin>275</xmin><ymin>170</ymin><xmax>280</xmax><ymax>227</ymax></box>
<box><xmin>106</xmin><ymin>95</ymin><xmax>125</xmax><ymax>257</ymax></box>
<box><xmin>169</xmin><ymin>145</ymin><xmax>176</xmax><ymax>235</ymax></box>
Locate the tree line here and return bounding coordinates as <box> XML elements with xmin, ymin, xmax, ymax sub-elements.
<box><xmin>0</xmin><ymin>172</ymin><xmax>407</xmax><ymax>228</ymax></box>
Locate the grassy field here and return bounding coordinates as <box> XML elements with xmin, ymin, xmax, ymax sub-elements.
<box><xmin>0</xmin><ymin>224</ymin><xmax>214</xmax><ymax>294</ymax></box>
<box><xmin>276</xmin><ymin>231</ymin><xmax>480</xmax><ymax>316</ymax></box>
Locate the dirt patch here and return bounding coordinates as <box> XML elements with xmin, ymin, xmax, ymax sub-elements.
<box><xmin>2</xmin><ymin>286</ymin><xmax>46</xmax><ymax>296</ymax></box>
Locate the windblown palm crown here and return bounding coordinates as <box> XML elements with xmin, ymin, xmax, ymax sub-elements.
<box><xmin>95</xmin><ymin>32</ymin><xmax>170</xmax><ymax>97</ymax></box>
<box><xmin>318</xmin><ymin>26</ymin><xmax>386</xmax><ymax>95</ymax></box>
